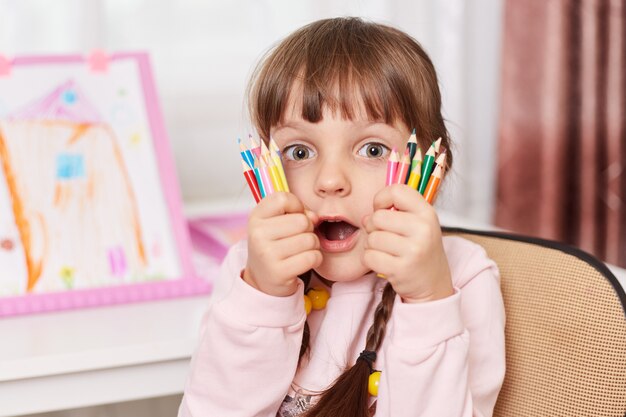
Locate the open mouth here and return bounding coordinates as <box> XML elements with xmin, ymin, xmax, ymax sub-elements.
<box><xmin>318</xmin><ymin>220</ymin><xmax>358</xmax><ymax>240</ymax></box>
<box><xmin>316</xmin><ymin>218</ymin><xmax>360</xmax><ymax>252</ymax></box>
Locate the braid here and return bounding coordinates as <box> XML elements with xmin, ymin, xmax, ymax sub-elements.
<box><xmin>298</xmin><ymin>271</ymin><xmax>313</xmax><ymax>363</ymax></box>
<box><xmin>365</xmin><ymin>283</ymin><xmax>396</xmax><ymax>351</ymax></box>
<box><xmin>303</xmin><ymin>282</ymin><xmax>397</xmax><ymax>417</ymax></box>
<box><xmin>300</xmin><ymin>321</ymin><xmax>311</xmax><ymax>361</ymax></box>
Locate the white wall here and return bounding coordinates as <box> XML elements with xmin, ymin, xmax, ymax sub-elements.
<box><xmin>0</xmin><ymin>0</ymin><xmax>504</xmax><ymax>224</ymax></box>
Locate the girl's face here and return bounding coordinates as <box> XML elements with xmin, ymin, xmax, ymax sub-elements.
<box><xmin>271</xmin><ymin>93</ymin><xmax>411</xmax><ymax>283</ymax></box>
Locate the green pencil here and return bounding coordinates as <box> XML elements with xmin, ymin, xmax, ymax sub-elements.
<box><xmin>418</xmin><ymin>138</ymin><xmax>439</xmax><ymax>194</ymax></box>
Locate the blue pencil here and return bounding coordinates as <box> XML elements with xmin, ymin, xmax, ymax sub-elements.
<box><xmin>238</xmin><ymin>137</ymin><xmax>255</xmax><ymax>169</ymax></box>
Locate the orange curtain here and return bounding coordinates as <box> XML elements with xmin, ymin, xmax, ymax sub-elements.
<box><xmin>496</xmin><ymin>0</ymin><xmax>625</xmax><ymax>267</ymax></box>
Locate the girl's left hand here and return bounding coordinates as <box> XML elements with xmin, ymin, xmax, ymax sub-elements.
<box><xmin>362</xmin><ymin>184</ymin><xmax>454</xmax><ymax>303</ymax></box>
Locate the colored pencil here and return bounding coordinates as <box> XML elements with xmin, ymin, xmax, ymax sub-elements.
<box><xmin>268</xmin><ymin>157</ymin><xmax>283</xmax><ymax>192</ymax></box>
<box><xmin>406</xmin><ymin>159</ymin><xmax>422</xmax><ymax>190</ymax></box>
<box><xmin>406</xmin><ymin>128</ymin><xmax>418</xmax><ymax>162</ymax></box>
<box><xmin>238</xmin><ymin>138</ymin><xmax>255</xmax><ymax>169</ymax></box>
<box><xmin>259</xmin><ymin>141</ymin><xmax>281</xmax><ymax>191</ymax></box>
<box><xmin>386</xmin><ymin>148</ymin><xmax>399</xmax><ymax>186</ymax></box>
<box><xmin>253</xmin><ymin>159</ymin><xmax>266</xmax><ymax>198</ymax></box>
<box><xmin>394</xmin><ymin>148</ymin><xmax>411</xmax><ymax>184</ymax></box>
<box><xmin>261</xmin><ymin>139</ymin><xmax>271</xmax><ymax>160</ymax></box>
<box><xmin>269</xmin><ymin>137</ymin><xmax>282</xmax><ymax>157</ymax></box>
<box><xmin>434</xmin><ymin>150</ymin><xmax>447</xmax><ymax>171</ymax></box>
<box><xmin>433</xmin><ymin>137</ymin><xmax>442</xmax><ymax>155</ymax></box>
<box><xmin>418</xmin><ymin>140</ymin><xmax>437</xmax><ymax>194</ymax></box>
<box><xmin>259</xmin><ymin>157</ymin><xmax>275</xmax><ymax>195</ymax></box>
<box><xmin>249</xmin><ymin>134</ymin><xmax>262</xmax><ymax>158</ymax></box>
<box><xmin>423</xmin><ymin>163</ymin><xmax>444</xmax><ymax>204</ymax></box>
<box><xmin>410</xmin><ymin>148</ymin><xmax>422</xmax><ymax>174</ymax></box>
<box><xmin>242</xmin><ymin>161</ymin><xmax>261</xmax><ymax>203</ymax></box>
<box><xmin>270</xmin><ymin>138</ymin><xmax>289</xmax><ymax>192</ymax></box>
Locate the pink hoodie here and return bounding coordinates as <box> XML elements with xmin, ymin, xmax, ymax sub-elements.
<box><xmin>179</xmin><ymin>236</ymin><xmax>505</xmax><ymax>416</ymax></box>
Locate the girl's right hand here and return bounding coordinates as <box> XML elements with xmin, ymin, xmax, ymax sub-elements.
<box><xmin>243</xmin><ymin>192</ymin><xmax>322</xmax><ymax>297</ymax></box>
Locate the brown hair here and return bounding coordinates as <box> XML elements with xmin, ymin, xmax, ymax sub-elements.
<box><xmin>247</xmin><ymin>17</ymin><xmax>451</xmax><ymax>417</ymax></box>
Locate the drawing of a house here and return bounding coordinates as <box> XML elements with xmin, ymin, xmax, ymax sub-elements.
<box><xmin>0</xmin><ymin>80</ymin><xmax>146</xmax><ymax>294</ymax></box>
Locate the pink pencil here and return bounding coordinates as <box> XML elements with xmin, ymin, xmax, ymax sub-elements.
<box><xmin>259</xmin><ymin>157</ymin><xmax>275</xmax><ymax>195</ymax></box>
<box><xmin>249</xmin><ymin>134</ymin><xmax>262</xmax><ymax>159</ymax></box>
<box><xmin>386</xmin><ymin>148</ymin><xmax>399</xmax><ymax>186</ymax></box>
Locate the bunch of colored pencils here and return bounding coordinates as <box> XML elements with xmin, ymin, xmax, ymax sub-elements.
<box><xmin>240</xmin><ymin>131</ymin><xmax>446</xmax><ymax>205</ymax></box>
<box><xmin>240</xmin><ymin>135</ymin><xmax>289</xmax><ymax>203</ymax></box>
<box><xmin>386</xmin><ymin>129</ymin><xmax>447</xmax><ymax>204</ymax></box>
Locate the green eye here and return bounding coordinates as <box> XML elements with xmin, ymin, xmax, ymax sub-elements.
<box><xmin>358</xmin><ymin>143</ymin><xmax>389</xmax><ymax>159</ymax></box>
<box><xmin>284</xmin><ymin>144</ymin><xmax>315</xmax><ymax>161</ymax></box>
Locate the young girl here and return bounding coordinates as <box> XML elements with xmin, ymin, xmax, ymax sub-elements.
<box><xmin>180</xmin><ymin>17</ymin><xmax>505</xmax><ymax>417</ymax></box>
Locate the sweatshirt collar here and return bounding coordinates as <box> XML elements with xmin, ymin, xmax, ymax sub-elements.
<box><xmin>310</xmin><ymin>270</ymin><xmax>382</xmax><ymax>296</ymax></box>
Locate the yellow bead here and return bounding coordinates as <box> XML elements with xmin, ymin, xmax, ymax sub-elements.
<box><xmin>368</xmin><ymin>371</ymin><xmax>381</xmax><ymax>397</ymax></box>
<box><xmin>303</xmin><ymin>294</ymin><xmax>312</xmax><ymax>315</ymax></box>
<box><xmin>307</xmin><ymin>287</ymin><xmax>330</xmax><ymax>310</ymax></box>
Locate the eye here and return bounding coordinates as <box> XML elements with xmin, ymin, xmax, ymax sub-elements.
<box><xmin>357</xmin><ymin>142</ymin><xmax>389</xmax><ymax>159</ymax></box>
<box><xmin>283</xmin><ymin>144</ymin><xmax>316</xmax><ymax>161</ymax></box>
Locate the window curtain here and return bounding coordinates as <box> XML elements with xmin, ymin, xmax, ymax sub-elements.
<box><xmin>496</xmin><ymin>0</ymin><xmax>625</xmax><ymax>267</ymax></box>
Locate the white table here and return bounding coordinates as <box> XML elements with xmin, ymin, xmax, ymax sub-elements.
<box><xmin>0</xmin><ymin>295</ymin><xmax>209</xmax><ymax>416</ymax></box>
<box><xmin>1</xmin><ymin>202</ymin><xmax>624</xmax><ymax>416</ymax></box>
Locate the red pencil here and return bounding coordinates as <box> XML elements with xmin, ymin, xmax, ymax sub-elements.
<box><xmin>242</xmin><ymin>160</ymin><xmax>261</xmax><ymax>203</ymax></box>
<box><xmin>394</xmin><ymin>148</ymin><xmax>411</xmax><ymax>184</ymax></box>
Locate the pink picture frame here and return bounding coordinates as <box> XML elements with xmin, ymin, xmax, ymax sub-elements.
<box><xmin>0</xmin><ymin>52</ymin><xmax>210</xmax><ymax>317</ymax></box>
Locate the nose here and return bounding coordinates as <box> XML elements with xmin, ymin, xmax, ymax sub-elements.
<box><xmin>314</xmin><ymin>156</ymin><xmax>351</xmax><ymax>197</ymax></box>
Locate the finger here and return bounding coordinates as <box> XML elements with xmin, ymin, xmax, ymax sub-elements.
<box><xmin>364</xmin><ymin>209</ymin><xmax>421</xmax><ymax>237</ymax></box>
<box><xmin>365</xmin><ymin>230</ymin><xmax>406</xmax><ymax>257</ymax></box>
<box><xmin>304</xmin><ymin>209</ymin><xmax>319</xmax><ymax>226</ymax></box>
<box><xmin>273</xmin><ymin>232</ymin><xmax>320</xmax><ymax>260</ymax></box>
<box><xmin>373</xmin><ymin>184</ymin><xmax>427</xmax><ymax>213</ymax></box>
<box><xmin>362</xmin><ymin>249</ymin><xmax>397</xmax><ymax>277</ymax></box>
<box><xmin>252</xmin><ymin>213</ymin><xmax>314</xmax><ymax>240</ymax></box>
<box><xmin>254</xmin><ymin>192</ymin><xmax>305</xmax><ymax>219</ymax></box>
<box><xmin>281</xmin><ymin>250</ymin><xmax>323</xmax><ymax>278</ymax></box>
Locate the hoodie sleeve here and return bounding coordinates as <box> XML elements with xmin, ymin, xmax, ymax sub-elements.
<box><xmin>179</xmin><ymin>241</ymin><xmax>306</xmax><ymax>417</ymax></box>
<box><xmin>376</xmin><ymin>236</ymin><xmax>506</xmax><ymax>417</ymax></box>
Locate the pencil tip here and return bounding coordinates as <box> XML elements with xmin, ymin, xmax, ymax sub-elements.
<box><xmin>412</xmin><ymin>128</ymin><xmax>416</xmax><ymax>134</ymax></box>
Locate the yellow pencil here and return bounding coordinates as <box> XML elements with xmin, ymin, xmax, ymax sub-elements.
<box><xmin>407</xmin><ymin>148</ymin><xmax>422</xmax><ymax>190</ymax></box>
<box><xmin>269</xmin><ymin>138</ymin><xmax>290</xmax><ymax>192</ymax></box>
<box><xmin>261</xmin><ymin>139</ymin><xmax>271</xmax><ymax>160</ymax></box>
<box><xmin>268</xmin><ymin>157</ymin><xmax>284</xmax><ymax>192</ymax></box>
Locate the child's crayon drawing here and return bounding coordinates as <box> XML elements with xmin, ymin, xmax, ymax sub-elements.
<box><xmin>0</xmin><ymin>54</ymin><xmax>195</xmax><ymax>307</ymax></box>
